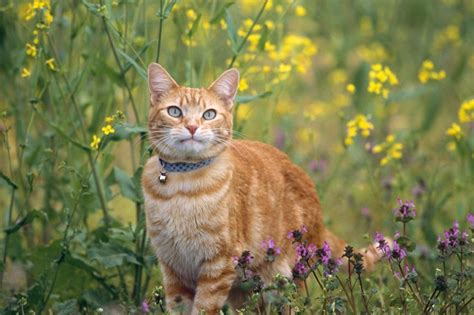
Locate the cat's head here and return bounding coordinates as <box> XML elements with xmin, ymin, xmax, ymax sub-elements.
<box><xmin>147</xmin><ymin>63</ymin><xmax>239</xmax><ymax>162</ymax></box>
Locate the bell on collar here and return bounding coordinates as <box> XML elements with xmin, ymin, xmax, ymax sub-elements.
<box><xmin>159</xmin><ymin>172</ymin><xmax>167</xmax><ymax>184</ymax></box>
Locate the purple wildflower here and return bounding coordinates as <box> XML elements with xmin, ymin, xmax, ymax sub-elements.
<box><xmin>274</xmin><ymin>127</ymin><xmax>286</xmax><ymax>150</ymax></box>
<box><xmin>292</xmin><ymin>261</ymin><xmax>308</xmax><ymax>279</ymax></box>
<box><xmin>467</xmin><ymin>213</ymin><xmax>474</xmax><ymax>230</ymax></box>
<box><xmin>361</xmin><ymin>207</ymin><xmax>371</xmax><ymax>220</ymax></box>
<box><xmin>308</xmin><ymin>159</ymin><xmax>328</xmax><ymax>174</ymax></box>
<box><xmin>233</xmin><ymin>250</ymin><xmax>254</xmax><ymax>268</ymax></box>
<box><xmin>262</xmin><ymin>238</ymin><xmax>281</xmax><ymax>262</ymax></box>
<box><xmin>437</xmin><ymin>220</ymin><xmax>469</xmax><ymax>257</ymax></box>
<box><xmin>411</xmin><ymin>180</ymin><xmax>426</xmax><ymax>199</ymax></box>
<box><xmin>374</xmin><ymin>232</ymin><xmax>391</xmax><ymax>257</ymax></box>
<box><xmin>141</xmin><ymin>300</ymin><xmax>150</xmax><ymax>313</ymax></box>
<box><xmin>390</xmin><ymin>240</ymin><xmax>407</xmax><ymax>261</ymax></box>
<box><xmin>394</xmin><ymin>264</ymin><xmax>417</xmax><ymax>282</ymax></box>
<box><xmin>295</xmin><ymin>242</ymin><xmax>317</xmax><ymax>261</ymax></box>
<box><xmin>315</xmin><ymin>241</ymin><xmax>331</xmax><ymax>265</ymax></box>
<box><xmin>287</xmin><ymin>225</ymin><xmax>308</xmax><ymax>242</ymax></box>
<box><xmin>323</xmin><ymin>258</ymin><xmax>343</xmax><ymax>277</ymax></box>
<box><xmin>394</xmin><ymin>198</ymin><xmax>416</xmax><ymax>222</ymax></box>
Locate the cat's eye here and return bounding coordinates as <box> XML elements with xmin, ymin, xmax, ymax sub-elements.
<box><xmin>202</xmin><ymin>109</ymin><xmax>217</xmax><ymax>120</ymax></box>
<box><xmin>167</xmin><ymin>106</ymin><xmax>182</xmax><ymax>118</ymax></box>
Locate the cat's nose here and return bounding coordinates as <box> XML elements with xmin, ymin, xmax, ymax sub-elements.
<box><xmin>186</xmin><ymin>125</ymin><xmax>198</xmax><ymax>136</ymax></box>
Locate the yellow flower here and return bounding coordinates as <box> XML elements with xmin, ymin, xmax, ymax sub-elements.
<box><xmin>26</xmin><ymin>43</ymin><xmax>37</xmax><ymax>57</ymax></box>
<box><xmin>181</xmin><ymin>36</ymin><xmax>197</xmax><ymax>47</ymax></box>
<box><xmin>372</xmin><ymin>134</ymin><xmax>403</xmax><ymax>165</ymax></box>
<box><xmin>458</xmin><ymin>99</ymin><xmax>474</xmax><ymax>123</ymax></box>
<box><xmin>418</xmin><ymin>59</ymin><xmax>446</xmax><ymax>84</ymax></box>
<box><xmin>105</xmin><ymin>116</ymin><xmax>114</xmax><ymax>123</ymax></box>
<box><xmin>186</xmin><ymin>9</ymin><xmax>197</xmax><ymax>21</ymax></box>
<box><xmin>44</xmin><ymin>9</ymin><xmax>54</xmax><ymax>26</ymax></box>
<box><xmin>367</xmin><ymin>64</ymin><xmax>398</xmax><ymax>99</ymax></box>
<box><xmin>102</xmin><ymin>125</ymin><xmax>115</xmax><ymax>135</ymax></box>
<box><xmin>344</xmin><ymin>115</ymin><xmax>374</xmax><ymax>146</ymax></box>
<box><xmin>239</xmin><ymin>78</ymin><xmax>249</xmax><ymax>92</ymax></box>
<box><xmin>220</xmin><ymin>19</ymin><xmax>227</xmax><ymax>30</ymax></box>
<box><xmin>446</xmin><ymin>141</ymin><xmax>456</xmax><ymax>151</ymax></box>
<box><xmin>295</xmin><ymin>5</ymin><xmax>306</xmax><ymax>16</ymax></box>
<box><xmin>346</xmin><ymin>84</ymin><xmax>356</xmax><ymax>94</ymax></box>
<box><xmin>446</xmin><ymin>123</ymin><xmax>463</xmax><ymax>140</ymax></box>
<box><xmin>45</xmin><ymin>58</ymin><xmax>56</xmax><ymax>71</ymax></box>
<box><xmin>90</xmin><ymin>135</ymin><xmax>101</xmax><ymax>150</ymax></box>
<box><xmin>21</xmin><ymin>68</ymin><xmax>31</xmax><ymax>78</ymax></box>
<box><xmin>264</xmin><ymin>20</ymin><xmax>275</xmax><ymax>30</ymax></box>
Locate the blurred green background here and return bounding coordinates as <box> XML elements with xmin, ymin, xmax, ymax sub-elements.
<box><xmin>0</xmin><ymin>0</ymin><xmax>473</xmax><ymax>313</ymax></box>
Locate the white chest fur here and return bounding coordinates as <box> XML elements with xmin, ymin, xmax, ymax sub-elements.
<box><xmin>143</xmin><ymin>156</ymin><xmax>232</xmax><ymax>287</ymax></box>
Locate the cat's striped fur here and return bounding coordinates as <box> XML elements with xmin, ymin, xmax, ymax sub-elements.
<box><xmin>142</xmin><ymin>64</ymin><xmax>382</xmax><ymax>314</ymax></box>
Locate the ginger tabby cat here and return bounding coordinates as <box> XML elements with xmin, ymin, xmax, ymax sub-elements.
<box><xmin>142</xmin><ymin>64</ymin><xmax>382</xmax><ymax>314</ymax></box>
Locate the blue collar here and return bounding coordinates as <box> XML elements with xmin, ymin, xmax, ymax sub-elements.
<box><xmin>158</xmin><ymin>157</ymin><xmax>215</xmax><ymax>173</ymax></box>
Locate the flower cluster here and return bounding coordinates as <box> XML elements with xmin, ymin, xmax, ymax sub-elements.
<box><xmin>233</xmin><ymin>250</ymin><xmax>254</xmax><ymax>279</ymax></box>
<box><xmin>90</xmin><ymin>111</ymin><xmax>124</xmax><ymax>150</ymax></box>
<box><xmin>262</xmin><ymin>238</ymin><xmax>281</xmax><ymax>262</ymax></box>
<box><xmin>21</xmin><ymin>0</ymin><xmax>55</xmax><ymax>78</ymax></box>
<box><xmin>289</xmin><ymin>226</ymin><xmax>342</xmax><ymax>279</ymax></box>
<box><xmin>367</xmin><ymin>64</ymin><xmax>399</xmax><ymax>99</ymax></box>
<box><xmin>24</xmin><ymin>0</ymin><xmax>54</xmax><ymax>28</ymax></box>
<box><xmin>374</xmin><ymin>232</ymin><xmax>406</xmax><ymax>262</ymax></box>
<box><xmin>394</xmin><ymin>198</ymin><xmax>416</xmax><ymax>223</ymax></box>
<box><xmin>372</xmin><ymin>134</ymin><xmax>403</xmax><ymax>166</ymax></box>
<box><xmin>445</xmin><ymin>98</ymin><xmax>473</xmax><ymax>150</ymax></box>
<box><xmin>433</xmin><ymin>24</ymin><xmax>462</xmax><ymax>51</ymax></box>
<box><xmin>437</xmin><ymin>220</ymin><xmax>469</xmax><ymax>258</ymax></box>
<box><xmin>418</xmin><ymin>59</ymin><xmax>446</xmax><ymax>84</ymax></box>
<box><xmin>394</xmin><ymin>264</ymin><xmax>418</xmax><ymax>283</ymax></box>
<box><xmin>287</xmin><ymin>225</ymin><xmax>307</xmax><ymax>243</ymax></box>
<box><xmin>445</xmin><ymin>123</ymin><xmax>463</xmax><ymax>140</ymax></box>
<box><xmin>344</xmin><ymin>114</ymin><xmax>374</xmax><ymax>146</ymax></box>
<box><xmin>233</xmin><ymin>250</ymin><xmax>254</xmax><ymax>269</ymax></box>
<box><xmin>458</xmin><ymin>98</ymin><xmax>474</xmax><ymax>123</ymax></box>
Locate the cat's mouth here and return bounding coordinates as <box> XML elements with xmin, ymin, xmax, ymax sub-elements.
<box><xmin>179</xmin><ymin>138</ymin><xmax>202</xmax><ymax>144</ymax></box>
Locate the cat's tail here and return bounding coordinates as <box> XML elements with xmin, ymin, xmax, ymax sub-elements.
<box><xmin>323</xmin><ymin>229</ymin><xmax>389</xmax><ymax>271</ymax></box>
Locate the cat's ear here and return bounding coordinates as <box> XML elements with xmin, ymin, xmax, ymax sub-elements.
<box><xmin>148</xmin><ymin>63</ymin><xmax>178</xmax><ymax>104</ymax></box>
<box><xmin>208</xmin><ymin>68</ymin><xmax>240</xmax><ymax>109</ymax></box>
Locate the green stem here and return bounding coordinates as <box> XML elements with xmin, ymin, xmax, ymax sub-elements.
<box><xmin>45</xmin><ymin>35</ymin><xmax>111</xmax><ymax>226</ymax></box>
<box><xmin>227</xmin><ymin>0</ymin><xmax>269</xmax><ymax>69</ymax></box>
<box><xmin>1</xmin><ymin>188</ymin><xmax>15</xmax><ymax>284</ymax></box>
<box><xmin>156</xmin><ymin>0</ymin><xmax>164</xmax><ymax>62</ymax></box>
<box><xmin>101</xmin><ymin>15</ymin><xmax>141</xmax><ymax>125</ymax></box>
<box><xmin>336</xmin><ymin>275</ymin><xmax>356</xmax><ymax>314</ymax></box>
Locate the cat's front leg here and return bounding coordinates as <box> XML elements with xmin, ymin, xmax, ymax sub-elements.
<box><xmin>160</xmin><ymin>263</ymin><xmax>194</xmax><ymax>314</ymax></box>
<box><xmin>191</xmin><ymin>255</ymin><xmax>236</xmax><ymax>315</ymax></box>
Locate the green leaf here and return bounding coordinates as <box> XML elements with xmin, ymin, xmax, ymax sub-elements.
<box><xmin>88</xmin><ymin>241</ymin><xmax>140</xmax><ymax>268</ymax></box>
<box><xmin>106</xmin><ymin>123</ymin><xmax>147</xmax><ymax>142</ymax></box>
<box><xmin>188</xmin><ymin>13</ymin><xmax>202</xmax><ymax>37</ymax></box>
<box><xmin>162</xmin><ymin>0</ymin><xmax>177</xmax><ymax>19</ymax></box>
<box><xmin>396</xmin><ymin>236</ymin><xmax>416</xmax><ymax>252</ymax></box>
<box><xmin>117</xmin><ymin>49</ymin><xmax>147</xmax><ymax>80</ymax></box>
<box><xmin>53</xmin><ymin>299</ymin><xmax>79</xmax><ymax>315</ymax></box>
<box><xmin>236</xmin><ymin>91</ymin><xmax>272</xmax><ymax>104</ymax></box>
<box><xmin>110</xmin><ymin>166</ymin><xmax>143</xmax><ymax>202</ymax></box>
<box><xmin>224</xmin><ymin>10</ymin><xmax>238</xmax><ymax>53</ymax></box>
<box><xmin>257</xmin><ymin>24</ymin><xmax>269</xmax><ymax>51</ymax></box>
<box><xmin>122</xmin><ymin>42</ymin><xmax>151</xmax><ymax>75</ymax></box>
<box><xmin>210</xmin><ymin>1</ymin><xmax>235</xmax><ymax>24</ymax></box>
